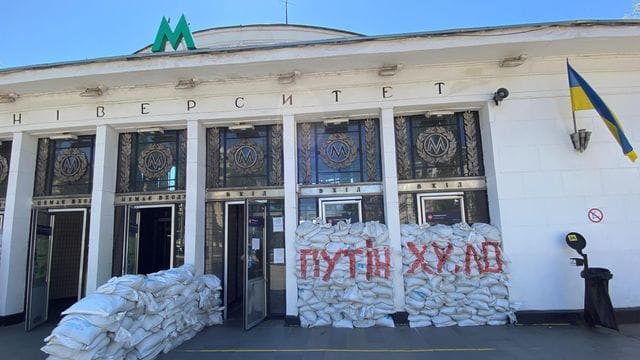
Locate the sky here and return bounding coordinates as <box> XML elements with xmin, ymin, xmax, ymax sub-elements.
<box><xmin>2</xmin><ymin>0</ymin><xmax>638</xmax><ymax>69</ymax></box>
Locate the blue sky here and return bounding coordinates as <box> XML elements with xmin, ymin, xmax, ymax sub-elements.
<box><xmin>3</xmin><ymin>0</ymin><xmax>637</xmax><ymax>68</ymax></box>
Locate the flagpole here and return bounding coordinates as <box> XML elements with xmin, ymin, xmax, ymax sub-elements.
<box><xmin>567</xmin><ymin>58</ymin><xmax>578</xmax><ymax>133</ymax></box>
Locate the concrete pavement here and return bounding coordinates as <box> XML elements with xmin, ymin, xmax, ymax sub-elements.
<box><xmin>161</xmin><ymin>320</ymin><xmax>640</xmax><ymax>360</ymax></box>
<box><xmin>1</xmin><ymin>319</ymin><xmax>638</xmax><ymax>359</ymax></box>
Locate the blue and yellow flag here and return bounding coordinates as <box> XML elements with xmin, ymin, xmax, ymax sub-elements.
<box><xmin>567</xmin><ymin>62</ymin><xmax>637</xmax><ymax>162</ymax></box>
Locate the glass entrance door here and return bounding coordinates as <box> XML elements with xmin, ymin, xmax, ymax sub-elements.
<box><xmin>244</xmin><ymin>200</ymin><xmax>267</xmax><ymax>330</ymax></box>
<box><xmin>25</xmin><ymin>210</ymin><xmax>52</xmax><ymax>331</ymax></box>
<box><xmin>25</xmin><ymin>209</ymin><xmax>89</xmax><ymax>331</ymax></box>
<box><xmin>125</xmin><ymin>205</ymin><xmax>175</xmax><ymax>275</ymax></box>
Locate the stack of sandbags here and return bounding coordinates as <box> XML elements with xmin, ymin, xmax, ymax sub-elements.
<box><xmin>402</xmin><ymin>222</ymin><xmax>516</xmax><ymax>328</ymax></box>
<box><xmin>296</xmin><ymin>221</ymin><xmax>395</xmax><ymax>328</ymax></box>
<box><xmin>42</xmin><ymin>264</ymin><xmax>223</xmax><ymax>360</ymax></box>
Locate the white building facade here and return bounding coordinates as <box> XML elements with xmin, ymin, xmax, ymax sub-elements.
<box><xmin>0</xmin><ymin>22</ymin><xmax>639</xmax><ymax>329</ymax></box>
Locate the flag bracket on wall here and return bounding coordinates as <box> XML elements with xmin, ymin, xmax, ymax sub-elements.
<box><xmin>570</xmin><ymin>128</ymin><xmax>591</xmax><ymax>153</ymax></box>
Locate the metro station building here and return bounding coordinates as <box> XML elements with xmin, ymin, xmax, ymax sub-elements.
<box><xmin>0</xmin><ymin>21</ymin><xmax>639</xmax><ymax>329</ymax></box>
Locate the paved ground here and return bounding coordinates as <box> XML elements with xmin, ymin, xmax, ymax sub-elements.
<box><xmin>2</xmin><ymin>320</ymin><xmax>639</xmax><ymax>359</ymax></box>
<box><xmin>162</xmin><ymin>320</ymin><xmax>640</xmax><ymax>360</ymax></box>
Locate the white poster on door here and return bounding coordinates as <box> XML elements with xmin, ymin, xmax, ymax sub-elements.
<box><xmin>272</xmin><ymin>217</ymin><xmax>284</xmax><ymax>232</ymax></box>
<box><xmin>273</xmin><ymin>248</ymin><xmax>285</xmax><ymax>264</ymax></box>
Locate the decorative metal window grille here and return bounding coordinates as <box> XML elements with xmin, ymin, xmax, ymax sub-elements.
<box><xmin>116</xmin><ymin>130</ymin><xmax>186</xmax><ymax>193</ymax></box>
<box><xmin>297</xmin><ymin>119</ymin><xmax>382</xmax><ymax>185</ymax></box>
<box><xmin>206</xmin><ymin>125</ymin><xmax>283</xmax><ymax>189</ymax></box>
<box><xmin>33</xmin><ymin>136</ymin><xmax>95</xmax><ymax>196</ymax></box>
<box><xmin>0</xmin><ymin>141</ymin><xmax>12</xmax><ymax>198</ymax></box>
<box><xmin>395</xmin><ymin>111</ymin><xmax>484</xmax><ymax>180</ymax></box>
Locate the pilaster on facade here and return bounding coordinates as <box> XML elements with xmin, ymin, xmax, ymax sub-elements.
<box><xmin>185</xmin><ymin>120</ymin><xmax>206</xmax><ymax>275</ymax></box>
<box><xmin>86</xmin><ymin>125</ymin><xmax>118</xmax><ymax>294</ymax></box>
<box><xmin>282</xmin><ymin>113</ymin><xmax>299</xmax><ymax>316</ymax></box>
<box><xmin>379</xmin><ymin>107</ymin><xmax>405</xmax><ymax>312</ymax></box>
<box><xmin>0</xmin><ymin>132</ymin><xmax>37</xmax><ymax>316</ymax></box>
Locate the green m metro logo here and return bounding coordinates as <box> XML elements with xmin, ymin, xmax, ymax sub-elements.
<box><xmin>152</xmin><ymin>14</ymin><xmax>196</xmax><ymax>52</ymax></box>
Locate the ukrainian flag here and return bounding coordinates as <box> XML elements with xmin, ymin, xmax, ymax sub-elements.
<box><xmin>567</xmin><ymin>62</ymin><xmax>637</xmax><ymax>162</ymax></box>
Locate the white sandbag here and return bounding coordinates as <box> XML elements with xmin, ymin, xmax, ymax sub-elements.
<box><xmin>444</xmin><ymin>293</ymin><xmax>465</xmax><ymax>303</ymax></box>
<box><xmin>409</xmin><ymin>320</ymin><xmax>432</xmax><ymax>328</ymax></box>
<box><xmin>471</xmin><ymin>315</ymin><xmax>488</xmax><ymax>324</ymax></box>
<box><xmin>59</xmin><ymin>312</ymin><xmax>123</xmax><ymax>332</ymax></box>
<box><xmin>439</xmin><ymin>283</ymin><xmax>456</xmax><ymax>293</ymax></box>
<box><xmin>141</xmin><ymin>314</ymin><xmax>164</xmax><ymax>331</ymax></box>
<box><xmin>371</xmin><ymin>286</ymin><xmax>393</xmax><ymax>298</ymax></box>
<box><xmin>70</xmin><ymin>336</ymin><xmax>109</xmax><ymax>360</ymax></box>
<box><xmin>494</xmin><ymin>298</ymin><xmax>511</xmax><ymax>311</ymax></box>
<box><xmin>432</xmin><ymin>314</ymin><xmax>453</xmax><ymax>325</ymax></box>
<box><xmin>309</xmin><ymin>233</ymin><xmax>330</xmax><ymax>243</ymax></box>
<box><xmin>41</xmin><ymin>343</ymin><xmax>82</xmax><ymax>358</ymax></box>
<box><xmin>421</xmin><ymin>308</ymin><xmax>440</xmax><ymax>317</ymax></box>
<box><xmin>164</xmin><ymin>283</ymin><xmax>187</xmax><ymax>297</ymax></box>
<box><xmin>477</xmin><ymin>309</ymin><xmax>497</xmax><ymax>317</ymax></box>
<box><xmin>490</xmin><ymin>284</ymin><xmax>509</xmax><ymax>298</ymax></box>
<box><xmin>296</xmin><ymin>221</ymin><xmax>317</xmax><ymax>235</ymax></box>
<box><xmin>96</xmin><ymin>283</ymin><xmax>140</xmax><ymax>302</ymax></box>
<box><xmin>333</xmin><ymin>319</ymin><xmax>354</xmax><ymax>328</ymax></box>
<box><xmin>329</xmin><ymin>311</ymin><xmax>344</xmax><ymax>322</ymax></box>
<box><xmin>455</xmin><ymin>286</ymin><xmax>476</xmax><ymax>294</ymax></box>
<box><xmin>300</xmin><ymin>311</ymin><xmax>317</xmax><ymax>326</ymax></box>
<box><xmin>50</xmin><ymin>316</ymin><xmax>103</xmax><ymax>346</ymax></box>
<box><xmin>456</xmin><ymin>277</ymin><xmax>480</xmax><ymax>288</ymax></box>
<box><xmin>479</xmin><ymin>276</ymin><xmax>501</xmax><ymax>287</ymax></box>
<box><xmin>471</xmin><ymin>223</ymin><xmax>501</xmax><ymax>242</ymax></box>
<box><xmin>135</xmin><ymin>330</ymin><xmax>167</xmax><ymax>358</ymax></box>
<box><xmin>430</xmin><ymin>224</ymin><xmax>453</xmax><ymax>239</ymax></box>
<box><xmin>102</xmin><ymin>274</ymin><xmax>145</xmax><ymax>290</ymax></box>
<box><xmin>457</xmin><ymin>318</ymin><xmax>482</xmax><ymax>327</ymax></box>
<box><xmin>408</xmin><ymin>289</ymin><xmax>429</xmax><ymax>301</ymax></box>
<box><xmin>487</xmin><ymin>312</ymin><xmax>508</xmax><ymax>321</ymax></box>
<box><xmin>467</xmin><ymin>292</ymin><xmax>493</xmax><ymax>303</ymax></box>
<box><xmin>450</xmin><ymin>313</ymin><xmax>471</xmax><ymax>321</ymax></box>
<box><xmin>353</xmin><ymin>319</ymin><xmax>376</xmax><ymax>328</ymax></box>
<box><xmin>375</xmin><ymin>315</ymin><xmax>395</xmax><ymax>328</ymax></box>
<box><xmin>439</xmin><ymin>306</ymin><xmax>457</xmax><ymax>315</ymax></box>
<box><xmin>466</xmin><ymin>300</ymin><xmax>490</xmax><ymax>311</ymax></box>
<box><xmin>128</xmin><ymin>327</ymin><xmax>152</xmax><ymax>347</ymax></box>
<box><xmin>62</xmin><ymin>293</ymin><xmax>132</xmax><ymax>317</ymax></box>
<box><xmin>487</xmin><ymin>319</ymin><xmax>508</xmax><ymax>326</ymax></box>
<box><xmin>203</xmin><ymin>275</ymin><xmax>222</xmax><ymax>290</ymax></box>
<box><xmin>142</xmin><ymin>275</ymin><xmax>174</xmax><ymax>293</ymax></box>
<box><xmin>105</xmin><ymin>333</ymin><xmax>127</xmax><ymax>353</ymax></box>
<box><xmin>404</xmin><ymin>277</ymin><xmax>427</xmax><ymax>290</ymax></box>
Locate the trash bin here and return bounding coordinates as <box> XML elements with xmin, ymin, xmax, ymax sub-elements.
<box><xmin>580</xmin><ymin>267</ymin><xmax>618</xmax><ymax>330</ymax></box>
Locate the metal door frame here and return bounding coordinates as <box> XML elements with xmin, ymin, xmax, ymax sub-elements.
<box><xmin>25</xmin><ymin>209</ymin><xmax>52</xmax><ymax>331</ymax></box>
<box><xmin>123</xmin><ymin>204</ymin><xmax>176</xmax><ymax>275</ymax></box>
<box><xmin>25</xmin><ymin>207</ymin><xmax>89</xmax><ymax>330</ymax></box>
<box><xmin>48</xmin><ymin>208</ymin><xmax>89</xmax><ymax>301</ymax></box>
<box><xmin>244</xmin><ymin>199</ymin><xmax>267</xmax><ymax>330</ymax></box>
<box><xmin>223</xmin><ymin>200</ymin><xmax>244</xmax><ymax>321</ymax></box>
<box><xmin>223</xmin><ymin>199</ymin><xmax>269</xmax><ymax>328</ymax></box>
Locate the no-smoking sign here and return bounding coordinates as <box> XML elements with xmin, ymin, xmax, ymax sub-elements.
<box><xmin>588</xmin><ymin>208</ymin><xmax>604</xmax><ymax>223</ymax></box>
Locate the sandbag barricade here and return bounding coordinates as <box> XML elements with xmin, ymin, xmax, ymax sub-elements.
<box><xmin>41</xmin><ymin>264</ymin><xmax>223</xmax><ymax>360</ymax></box>
<box><xmin>402</xmin><ymin>223</ymin><xmax>517</xmax><ymax>327</ymax></box>
<box><xmin>296</xmin><ymin>221</ymin><xmax>395</xmax><ymax>328</ymax></box>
